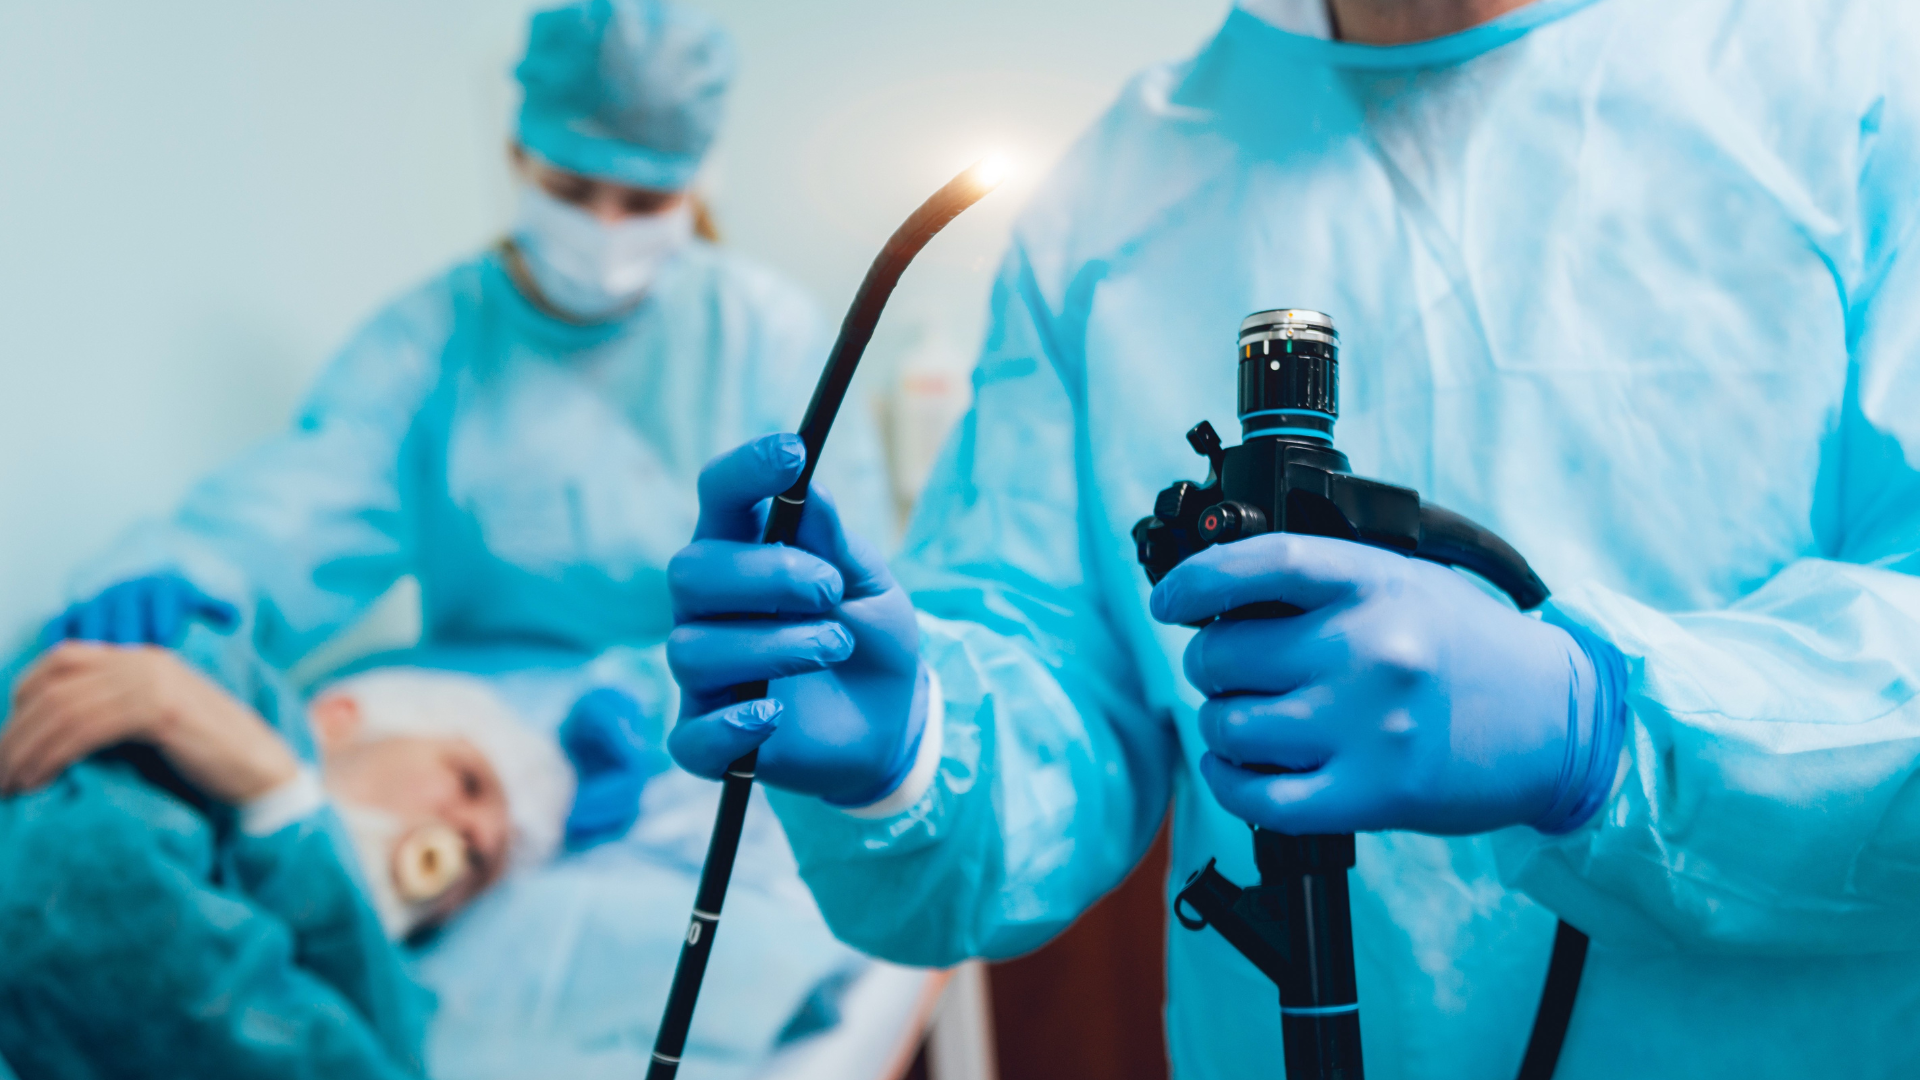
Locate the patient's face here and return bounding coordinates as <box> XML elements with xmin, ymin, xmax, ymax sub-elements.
<box><xmin>324</xmin><ymin>734</ymin><xmax>511</xmax><ymax>891</ymax></box>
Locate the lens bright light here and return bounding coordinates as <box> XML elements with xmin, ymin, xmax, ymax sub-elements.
<box><xmin>971</xmin><ymin>154</ymin><xmax>1011</xmax><ymax>191</ymax></box>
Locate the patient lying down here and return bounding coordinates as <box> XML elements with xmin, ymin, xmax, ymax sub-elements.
<box><xmin>0</xmin><ymin>641</ymin><xmax>572</xmax><ymax>1079</ymax></box>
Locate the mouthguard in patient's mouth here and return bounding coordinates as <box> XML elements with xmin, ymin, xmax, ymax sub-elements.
<box><xmin>393</xmin><ymin>823</ymin><xmax>468</xmax><ymax>902</ymax></box>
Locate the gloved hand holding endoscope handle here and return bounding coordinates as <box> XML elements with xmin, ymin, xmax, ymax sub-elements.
<box><xmin>1137</xmin><ymin>310</ymin><xmax>1590</xmax><ymax>1080</ymax></box>
<box><xmin>647</xmin><ymin>158</ymin><xmax>1005</xmax><ymax>1080</ymax></box>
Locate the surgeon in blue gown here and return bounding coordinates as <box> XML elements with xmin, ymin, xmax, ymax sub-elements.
<box><xmin>46</xmin><ymin>0</ymin><xmax>886</xmax><ymax>685</ymax></box>
<box><xmin>663</xmin><ymin>0</ymin><xmax>1920</xmax><ymax>1078</ymax></box>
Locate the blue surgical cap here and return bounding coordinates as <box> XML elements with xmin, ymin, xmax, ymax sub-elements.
<box><xmin>514</xmin><ymin>0</ymin><xmax>734</xmax><ymax>192</ymax></box>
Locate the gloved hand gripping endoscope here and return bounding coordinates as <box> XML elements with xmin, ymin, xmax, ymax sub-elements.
<box><xmin>1133</xmin><ymin>310</ymin><xmax>1588</xmax><ymax>1080</ymax></box>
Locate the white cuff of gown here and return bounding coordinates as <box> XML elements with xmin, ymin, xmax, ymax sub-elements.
<box><xmin>239</xmin><ymin>766</ymin><xmax>327</xmax><ymax>837</ymax></box>
<box><xmin>839</xmin><ymin>667</ymin><xmax>944</xmax><ymax>821</ymax></box>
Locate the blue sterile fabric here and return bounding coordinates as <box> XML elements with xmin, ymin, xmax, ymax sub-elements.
<box><xmin>0</xmin><ymin>627</ymin><xmax>431</xmax><ymax>1079</ymax></box>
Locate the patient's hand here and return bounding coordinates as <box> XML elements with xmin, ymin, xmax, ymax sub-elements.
<box><xmin>0</xmin><ymin>642</ymin><xmax>299</xmax><ymax>803</ymax></box>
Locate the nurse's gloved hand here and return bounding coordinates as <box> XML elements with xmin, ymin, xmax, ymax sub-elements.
<box><xmin>40</xmin><ymin>574</ymin><xmax>239</xmax><ymax>649</ymax></box>
<box><xmin>1151</xmin><ymin>533</ymin><xmax>1626</xmax><ymax>837</ymax></box>
<box><xmin>560</xmin><ymin>688</ymin><xmax>659</xmax><ymax>850</ymax></box>
<box><xmin>666</xmin><ymin>435</ymin><xmax>928</xmax><ymax>808</ymax></box>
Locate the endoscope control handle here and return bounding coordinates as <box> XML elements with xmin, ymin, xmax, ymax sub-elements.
<box><xmin>1414</xmin><ymin>503</ymin><xmax>1550</xmax><ymax>611</ymax></box>
<box><xmin>1188</xmin><ymin>421</ymin><xmax>1227</xmax><ymax>482</ymax></box>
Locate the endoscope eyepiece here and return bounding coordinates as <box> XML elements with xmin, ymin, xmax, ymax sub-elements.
<box><xmin>1238</xmin><ymin>308</ymin><xmax>1338</xmax><ymax>345</ymax></box>
<box><xmin>1237</xmin><ymin>308</ymin><xmax>1339</xmax><ymax>443</ymax></box>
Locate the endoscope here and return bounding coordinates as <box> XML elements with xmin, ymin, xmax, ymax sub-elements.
<box><xmin>1134</xmin><ymin>309</ymin><xmax>1588</xmax><ymax>1080</ymax></box>
<box><xmin>644</xmin><ymin>157</ymin><xmax>1005</xmax><ymax>1080</ymax></box>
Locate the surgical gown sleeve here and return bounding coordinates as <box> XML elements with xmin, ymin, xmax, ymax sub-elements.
<box><xmin>1498</xmin><ymin>105</ymin><xmax>1920</xmax><ymax>954</ymax></box>
<box><xmin>0</xmin><ymin>763</ymin><xmax>431</xmax><ymax>1080</ymax></box>
<box><xmin>71</xmin><ymin>289</ymin><xmax>449</xmax><ymax>669</ymax></box>
<box><xmin>766</xmin><ymin>248</ymin><xmax>1177</xmax><ymax>965</ymax></box>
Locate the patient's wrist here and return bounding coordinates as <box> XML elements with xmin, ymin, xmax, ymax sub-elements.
<box><xmin>239</xmin><ymin>766</ymin><xmax>327</xmax><ymax>836</ymax></box>
<box><xmin>148</xmin><ymin>655</ymin><xmax>302</xmax><ymax>805</ymax></box>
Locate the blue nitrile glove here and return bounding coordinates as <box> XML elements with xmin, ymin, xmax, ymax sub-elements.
<box><xmin>40</xmin><ymin>574</ymin><xmax>239</xmax><ymax>649</ymax></box>
<box><xmin>665</xmin><ymin>434</ymin><xmax>929</xmax><ymax>808</ymax></box>
<box><xmin>1151</xmin><ymin>533</ymin><xmax>1627</xmax><ymax>837</ymax></box>
<box><xmin>560</xmin><ymin>687</ymin><xmax>659</xmax><ymax>850</ymax></box>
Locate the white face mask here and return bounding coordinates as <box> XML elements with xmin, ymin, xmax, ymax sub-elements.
<box><xmin>511</xmin><ymin>185</ymin><xmax>694</xmax><ymax>321</ymax></box>
<box><xmin>336</xmin><ymin>803</ymin><xmax>470</xmax><ymax>940</ymax></box>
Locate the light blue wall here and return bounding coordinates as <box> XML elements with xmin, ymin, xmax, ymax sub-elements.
<box><xmin>0</xmin><ymin>0</ymin><xmax>1223</xmax><ymax>646</ymax></box>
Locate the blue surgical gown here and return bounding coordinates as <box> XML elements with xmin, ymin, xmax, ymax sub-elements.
<box><xmin>0</xmin><ymin>628</ymin><xmax>432</xmax><ymax>1079</ymax></box>
<box><xmin>75</xmin><ymin>241</ymin><xmax>888</xmax><ymax>679</ymax></box>
<box><xmin>766</xmin><ymin>1</ymin><xmax>1920</xmax><ymax>1077</ymax></box>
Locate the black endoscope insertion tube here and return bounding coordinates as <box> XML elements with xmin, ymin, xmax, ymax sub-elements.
<box><xmin>645</xmin><ymin>157</ymin><xmax>1005</xmax><ymax>1080</ymax></box>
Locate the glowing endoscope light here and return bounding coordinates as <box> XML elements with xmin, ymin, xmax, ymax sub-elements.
<box><xmin>969</xmin><ymin>153</ymin><xmax>1012</xmax><ymax>192</ymax></box>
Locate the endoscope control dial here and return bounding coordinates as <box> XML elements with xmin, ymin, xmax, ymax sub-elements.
<box><xmin>1197</xmin><ymin>500</ymin><xmax>1268</xmax><ymax>545</ymax></box>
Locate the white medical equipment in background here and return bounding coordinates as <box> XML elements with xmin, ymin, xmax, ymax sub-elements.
<box><xmin>875</xmin><ymin>323</ymin><xmax>976</xmax><ymax>529</ymax></box>
<box><xmin>753</xmin><ymin>961</ymin><xmax>996</xmax><ymax>1080</ymax></box>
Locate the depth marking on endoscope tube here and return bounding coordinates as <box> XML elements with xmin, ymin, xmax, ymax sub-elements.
<box><xmin>688</xmin><ymin>908</ymin><xmax>720</xmax><ymax>945</ymax></box>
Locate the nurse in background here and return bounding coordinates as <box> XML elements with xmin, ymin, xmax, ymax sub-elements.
<box><xmin>37</xmin><ymin>0</ymin><xmax>888</xmax><ymax>690</ymax></box>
